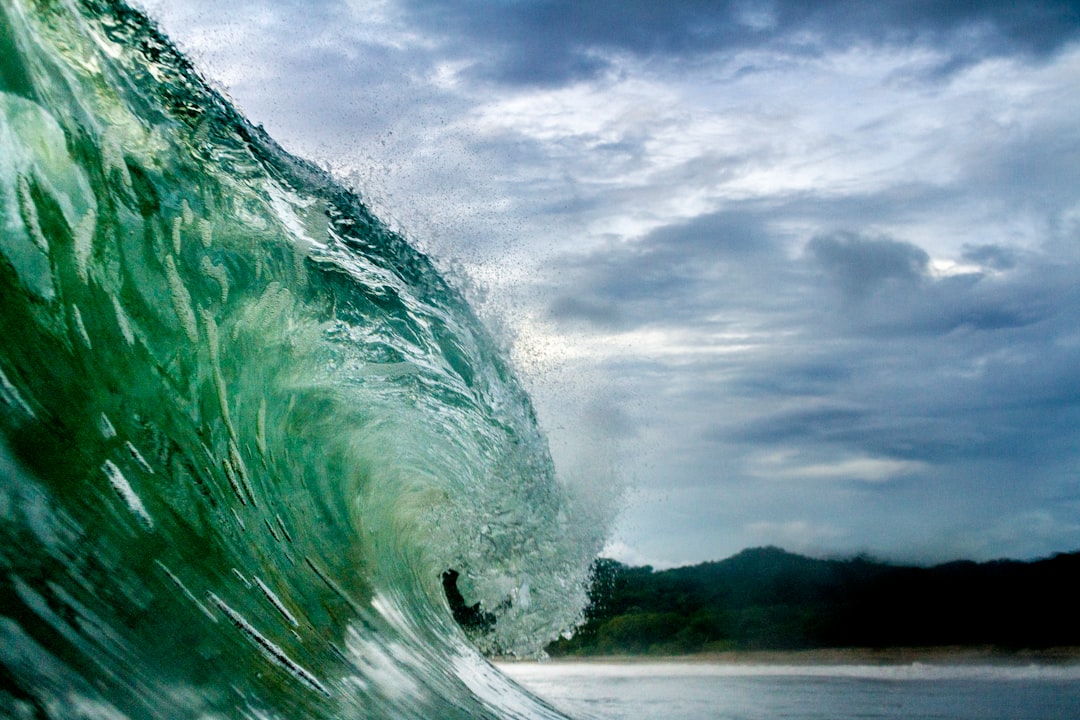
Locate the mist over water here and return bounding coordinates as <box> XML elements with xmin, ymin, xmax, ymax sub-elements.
<box><xmin>0</xmin><ymin>0</ymin><xmax>610</xmax><ymax>716</ymax></box>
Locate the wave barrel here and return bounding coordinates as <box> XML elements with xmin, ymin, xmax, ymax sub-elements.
<box><xmin>0</xmin><ymin>1</ymin><xmax>599</xmax><ymax>717</ymax></box>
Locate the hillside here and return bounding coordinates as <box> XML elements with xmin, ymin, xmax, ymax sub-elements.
<box><xmin>544</xmin><ymin>547</ymin><xmax>1080</xmax><ymax>656</ymax></box>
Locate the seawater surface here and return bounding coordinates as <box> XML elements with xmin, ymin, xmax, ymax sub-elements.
<box><xmin>498</xmin><ymin>662</ymin><xmax>1080</xmax><ymax>720</ymax></box>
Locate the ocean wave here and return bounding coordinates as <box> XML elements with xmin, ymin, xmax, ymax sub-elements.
<box><xmin>0</xmin><ymin>0</ymin><xmax>601</xmax><ymax>716</ymax></box>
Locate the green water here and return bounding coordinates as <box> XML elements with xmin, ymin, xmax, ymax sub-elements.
<box><xmin>0</xmin><ymin>1</ymin><xmax>600</xmax><ymax>717</ymax></box>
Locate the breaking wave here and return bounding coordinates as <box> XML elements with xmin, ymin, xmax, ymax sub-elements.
<box><xmin>0</xmin><ymin>1</ymin><xmax>602</xmax><ymax>716</ymax></box>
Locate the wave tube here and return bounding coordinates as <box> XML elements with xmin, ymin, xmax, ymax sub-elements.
<box><xmin>0</xmin><ymin>1</ymin><xmax>603</xmax><ymax>717</ymax></box>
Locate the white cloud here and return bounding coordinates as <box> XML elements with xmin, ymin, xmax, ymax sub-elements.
<box><xmin>752</xmin><ymin>450</ymin><xmax>925</xmax><ymax>484</ymax></box>
<box><xmin>743</xmin><ymin>520</ymin><xmax>847</xmax><ymax>555</ymax></box>
<box><xmin>600</xmin><ymin>540</ymin><xmax>680</xmax><ymax>570</ymax></box>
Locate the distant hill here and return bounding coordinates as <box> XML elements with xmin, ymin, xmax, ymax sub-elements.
<box><xmin>545</xmin><ymin>547</ymin><xmax>1080</xmax><ymax>656</ymax></box>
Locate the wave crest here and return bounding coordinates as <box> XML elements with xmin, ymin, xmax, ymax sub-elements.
<box><xmin>0</xmin><ymin>0</ymin><xmax>602</xmax><ymax>716</ymax></box>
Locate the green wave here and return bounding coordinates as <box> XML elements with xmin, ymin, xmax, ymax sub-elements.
<box><xmin>0</xmin><ymin>1</ymin><xmax>599</xmax><ymax>716</ymax></box>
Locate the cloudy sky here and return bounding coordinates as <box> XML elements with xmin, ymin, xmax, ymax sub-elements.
<box><xmin>139</xmin><ymin>0</ymin><xmax>1080</xmax><ymax>567</ymax></box>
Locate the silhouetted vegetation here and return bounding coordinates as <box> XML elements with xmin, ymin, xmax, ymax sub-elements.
<box><xmin>545</xmin><ymin>547</ymin><xmax>1080</xmax><ymax>656</ymax></box>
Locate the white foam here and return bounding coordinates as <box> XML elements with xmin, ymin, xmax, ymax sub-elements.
<box><xmin>71</xmin><ymin>305</ymin><xmax>91</xmax><ymax>349</ymax></box>
<box><xmin>0</xmin><ymin>367</ymin><xmax>34</xmax><ymax>417</ymax></box>
<box><xmin>101</xmin><ymin>460</ymin><xmax>153</xmax><ymax>530</ymax></box>
<box><xmin>254</xmin><ymin>575</ymin><xmax>300</xmax><ymax>627</ymax></box>
<box><xmin>111</xmin><ymin>296</ymin><xmax>135</xmax><ymax>346</ymax></box>
<box><xmin>163</xmin><ymin>254</ymin><xmax>198</xmax><ymax>344</ymax></box>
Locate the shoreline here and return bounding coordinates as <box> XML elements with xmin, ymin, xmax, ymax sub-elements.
<box><xmin>500</xmin><ymin>647</ymin><xmax>1080</xmax><ymax>666</ymax></box>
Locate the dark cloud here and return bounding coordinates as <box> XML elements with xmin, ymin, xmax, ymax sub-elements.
<box><xmin>546</xmin><ymin>208</ymin><xmax>793</xmax><ymax>328</ymax></box>
<box><xmin>840</xmin><ymin>259</ymin><xmax>1062</xmax><ymax>337</ymax></box>
<box><xmin>547</xmin><ymin>197</ymin><xmax>1080</xmax><ymax>495</ymax></box>
<box><xmin>548</xmin><ymin>295</ymin><xmax>624</xmax><ymax>327</ymax></box>
<box><xmin>398</xmin><ymin>0</ymin><xmax>1080</xmax><ymax>85</ymax></box>
<box><xmin>808</xmin><ymin>232</ymin><xmax>930</xmax><ymax>301</ymax></box>
<box><xmin>961</xmin><ymin>244</ymin><xmax>1021</xmax><ymax>270</ymax></box>
<box><xmin>732</xmin><ymin>361</ymin><xmax>853</xmax><ymax>398</ymax></box>
<box><xmin>644</xmin><ymin>210</ymin><xmax>775</xmax><ymax>257</ymax></box>
<box><xmin>733</xmin><ymin>405</ymin><xmax>869</xmax><ymax>445</ymax></box>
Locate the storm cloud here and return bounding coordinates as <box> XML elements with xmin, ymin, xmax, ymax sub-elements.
<box><xmin>397</xmin><ymin>0</ymin><xmax>1080</xmax><ymax>85</ymax></box>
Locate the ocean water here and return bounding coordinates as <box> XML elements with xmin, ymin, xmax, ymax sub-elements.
<box><xmin>0</xmin><ymin>0</ymin><xmax>604</xmax><ymax>717</ymax></box>
<box><xmin>498</xmin><ymin>662</ymin><xmax>1080</xmax><ymax>720</ymax></box>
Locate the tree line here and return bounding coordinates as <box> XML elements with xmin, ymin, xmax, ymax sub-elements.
<box><xmin>543</xmin><ymin>546</ymin><xmax>1080</xmax><ymax>656</ymax></box>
